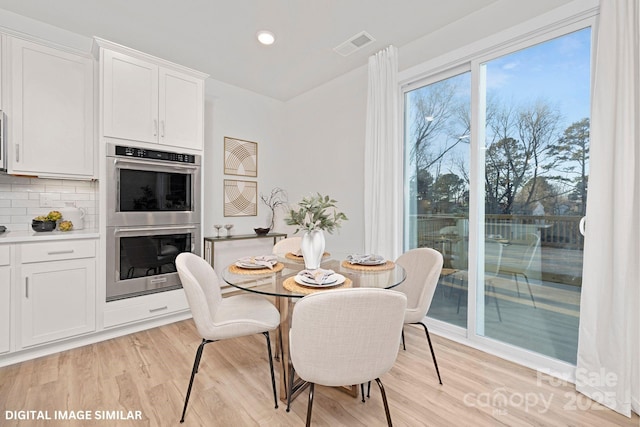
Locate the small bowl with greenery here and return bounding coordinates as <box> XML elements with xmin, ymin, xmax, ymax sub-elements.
<box><xmin>31</xmin><ymin>210</ymin><xmax>62</xmax><ymax>232</ymax></box>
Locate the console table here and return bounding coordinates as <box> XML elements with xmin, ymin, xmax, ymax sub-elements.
<box><xmin>203</xmin><ymin>232</ymin><xmax>287</xmax><ymax>269</ymax></box>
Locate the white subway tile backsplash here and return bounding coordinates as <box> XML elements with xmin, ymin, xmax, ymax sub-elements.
<box><xmin>0</xmin><ymin>191</ymin><xmax>27</xmax><ymax>200</ymax></box>
<box><xmin>11</xmin><ymin>199</ymin><xmax>40</xmax><ymax>208</ymax></box>
<box><xmin>0</xmin><ymin>174</ymin><xmax>98</xmax><ymax>230</ymax></box>
<box><xmin>0</xmin><ymin>207</ymin><xmax>27</xmax><ymax>215</ymax></box>
<box><xmin>43</xmin><ymin>185</ymin><xmax>75</xmax><ymax>193</ymax></box>
<box><xmin>12</xmin><ymin>184</ymin><xmax>45</xmax><ymax>192</ymax></box>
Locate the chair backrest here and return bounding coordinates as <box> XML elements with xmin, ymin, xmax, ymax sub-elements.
<box><xmin>485</xmin><ymin>239</ymin><xmax>504</xmax><ymax>276</ymax></box>
<box><xmin>522</xmin><ymin>233</ymin><xmax>541</xmax><ymax>271</ymax></box>
<box><xmin>394</xmin><ymin>248</ymin><xmax>443</xmax><ymax>322</ymax></box>
<box><xmin>289</xmin><ymin>288</ymin><xmax>406</xmax><ymax>386</ymax></box>
<box><xmin>175</xmin><ymin>252</ymin><xmax>223</xmax><ymax>338</ymax></box>
<box><xmin>272</xmin><ymin>236</ymin><xmax>302</xmax><ymax>254</ymax></box>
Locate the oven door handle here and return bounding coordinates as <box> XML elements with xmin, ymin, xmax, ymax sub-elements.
<box><xmin>114</xmin><ymin>225</ymin><xmax>198</xmax><ymax>234</ymax></box>
<box><xmin>113</xmin><ymin>157</ymin><xmax>199</xmax><ymax>171</ymax></box>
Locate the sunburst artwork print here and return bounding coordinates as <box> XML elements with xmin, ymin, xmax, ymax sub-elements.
<box><xmin>224</xmin><ymin>137</ymin><xmax>257</xmax><ymax>177</ymax></box>
<box><xmin>224</xmin><ymin>180</ymin><xmax>257</xmax><ymax>216</ymax></box>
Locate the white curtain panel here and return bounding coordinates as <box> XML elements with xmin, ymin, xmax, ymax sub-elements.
<box><xmin>576</xmin><ymin>0</ymin><xmax>639</xmax><ymax>417</ymax></box>
<box><xmin>364</xmin><ymin>45</ymin><xmax>401</xmax><ymax>259</ymax></box>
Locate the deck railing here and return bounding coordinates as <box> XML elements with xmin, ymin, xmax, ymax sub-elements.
<box><xmin>413</xmin><ymin>214</ymin><xmax>584</xmax><ymax>250</ymax></box>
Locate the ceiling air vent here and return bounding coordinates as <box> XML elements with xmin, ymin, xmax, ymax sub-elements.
<box><xmin>333</xmin><ymin>31</ymin><xmax>375</xmax><ymax>56</ymax></box>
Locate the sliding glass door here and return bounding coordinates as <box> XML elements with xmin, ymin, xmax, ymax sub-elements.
<box><xmin>477</xmin><ymin>28</ymin><xmax>591</xmax><ymax>364</ymax></box>
<box><xmin>404</xmin><ymin>25</ymin><xmax>591</xmax><ymax>365</ymax></box>
<box><xmin>404</xmin><ymin>69</ymin><xmax>471</xmax><ymax>328</ymax></box>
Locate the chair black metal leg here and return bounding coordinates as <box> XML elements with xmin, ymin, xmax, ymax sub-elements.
<box><xmin>375</xmin><ymin>378</ymin><xmax>393</xmax><ymax>427</ymax></box>
<box><xmin>489</xmin><ymin>281</ymin><xmax>502</xmax><ymax>322</ymax></box>
<box><xmin>305</xmin><ymin>383</ymin><xmax>315</xmax><ymax>427</ymax></box>
<box><xmin>367</xmin><ymin>381</ymin><xmax>371</xmax><ymax>398</ymax></box>
<box><xmin>180</xmin><ymin>339</ymin><xmax>211</xmax><ymax>423</ymax></box>
<box><xmin>361</xmin><ymin>383</ymin><xmax>365</xmax><ymax>402</ymax></box>
<box><xmin>416</xmin><ymin>322</ymin><xmax>442</xmax><ymax>385</ymax></box>
<box><xmin>522</xmin><ymin>274</ymin><xmax>537</xmax><ymax>308</ymax></box>
<box><xmin>263</xmin><ymin>332</ymin><xmax>278</xmax><ymax>409</ymax></box>
<box><xmin>286</xmin><ymin>359</ymin><xmax>294</xmax><ymax>412</ymax></box>
<box><xmin>401</xmin><ymin>328</ymin><xmax>406</xmax><ymax>350</ymax></box>
<box><xmin>278</xmin><ymin>326</ymin><xmax>286</xmax><ymax>398</ymax></box>
<box><xmin>513</xmin><ymin>273</ymin><xmax>522</xmax><ymax>297</ymax></box>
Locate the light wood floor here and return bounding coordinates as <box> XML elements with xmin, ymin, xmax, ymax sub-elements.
<box><xmin>0</xmin><ymin>321</ymin><xmax>637</xmax><ymax>427</ymax></box>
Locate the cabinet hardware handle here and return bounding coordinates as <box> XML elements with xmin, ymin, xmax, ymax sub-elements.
<box><xmin>149</xmin><ymin>277</ymin><xmax>168</xmax><ymax>284</ymax></box>
<box><xmin>149</xmin><ymin>306</ymin><xmax>168</xmax><ymax>313</ymax></box>
<box><xmin>47</xmin><ymin>250</ymin><xmax>74</xmax><ymax>255</ymax></box>
<box><xmin>15</xmin><ymin>144</ymin><xmax>19</xmax><ymax>162</ymax></box>
<box><xmin>115</xmin><ymin>225</ymin><xmax>196</xmax><ymax>234</ymax></box>
<box><xmin>160</xmin><ymin>120</ymin><xmax>165</xmax><ymax>137</ymax></box>
<box><xmin>25</xmin><ymin>277</ymin><xmax>29</xmax><ymax>298</ymax></box>
<box><xmin>113</xmin><ymin>157</ymin><xmax>198</xmax><ymax>171</ymax></box>
<box><xmin>153</xmin><ymin>119</ymin><xmax>158</xmax><ymax>136</ymax></box>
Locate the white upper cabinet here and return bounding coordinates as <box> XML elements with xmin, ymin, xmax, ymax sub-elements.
<box><xmin>97</xmin><ymin>38</ymin><xmax>206</xmax><ymax>151</ymax></box>
<box><xmin>8</xmin><ymin>37</ymin><xmax>95</xmax><ymax>178</ymax></box>
<box><xmin>102</xmin><ymin>50</ymin><xmax>158</xmax><ymax>144</ymax></box>
<box><xmin>159</xmin><ymin>67</ymin><xmax>204</xmax><ymax>149</ymax></box>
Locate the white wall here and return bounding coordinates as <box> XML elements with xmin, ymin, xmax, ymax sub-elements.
<box><xmin>282</xmin><ymin>66</ymin><xmax>368</xmax><ymax>254</ymax></box>
<box><xmin>202</xmin><ymin>79</ymin><xmax>285</xmax><ymax>238</ymax></box>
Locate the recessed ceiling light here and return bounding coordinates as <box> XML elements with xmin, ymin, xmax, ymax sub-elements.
<box><xmin>257</xmin><ymin>30</ymin><xmax>275</xmax><ymax>45</ymax></box>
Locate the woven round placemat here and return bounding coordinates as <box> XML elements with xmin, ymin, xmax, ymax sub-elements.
<box><xmin>228</xmin><ymin>262</ymin><xmax>284</xmax><ymax>275</ymax></box>
<box><xmin>341</xmin><ymin>260</ymin><xmax>396</xmax><ymax>271</ymax></box>
<box><xmin>283</xmin><ymin>276</ymin><xmax>352</xmax><ymax>295</ymax></box>
<box><xmin>284</xmin><ymin>252</ymin><xmax>330</xmax><ymax>261</ymax></box>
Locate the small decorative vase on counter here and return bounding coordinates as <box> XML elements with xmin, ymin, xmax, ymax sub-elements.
<box><xmin>300</xmin><ymin>230</ymin><xmax>325</xmax><ymax>270</ymax></box>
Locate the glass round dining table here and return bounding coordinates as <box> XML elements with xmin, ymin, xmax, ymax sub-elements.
<box><xmin>221</xmin><ymin>251</ymin><xmax>406</xmax><ymax>297</ymax></box>
<box><xmin>220</xmin><ymin>251</ymin><xmax>407</xmax><ymax>404</ymax></box>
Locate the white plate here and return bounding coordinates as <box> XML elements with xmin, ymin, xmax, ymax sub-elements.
<box><xmin>294</xmin><ymin>273</ymin><xmax>346</xmax><ymax>288</ymax></box>
<box><xmin>235</xmin><ymin>261</ymin><xmax>274</xmax><ymax>269</ymax></box>
<box><xmin>354</xmin><ymin>259</ymin><xmax>386</xmax><ymax>266</ymax></box>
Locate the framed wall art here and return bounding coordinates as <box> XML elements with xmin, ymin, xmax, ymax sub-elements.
<box><xmin>224</xmin><ymin>179</ymin><xmax>257</xmax><ymax>217</ymax></box>
<box><xmin>224</xmin><ymin>137</ymin><xmax>258</xmax><ymax>177</ymax></box>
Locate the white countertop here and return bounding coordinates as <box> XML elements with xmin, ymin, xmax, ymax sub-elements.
<box><xmin>0</xmin><ymin>228</ymin><xmax>99</xmax><ymax>243</ymax></box>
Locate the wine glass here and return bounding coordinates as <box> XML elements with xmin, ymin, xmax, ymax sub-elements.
<box><xmin>213</xmin><ymin>224</ymin><xmax>222</xmax><ymax>238</ymax></box>
<box><xmin>224</xmin><ymin>224</ymin><xmax>234</xmax><ymax>237</ymax></box>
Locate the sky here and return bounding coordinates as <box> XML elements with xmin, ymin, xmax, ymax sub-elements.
<box><xmin>486</xmin><ymin>27</ymin><xmax>592</xmax><ymax>128</ymax></box>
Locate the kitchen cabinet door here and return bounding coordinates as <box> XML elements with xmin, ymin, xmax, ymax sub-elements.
<box><xmin>102</xmin><ymin>49</ymin><xmax>159</xmax><ymax>144</ymax></box>
<box><xmin>9</xmin><ymin>37</ymin><xmax>94</xmax><ymax>178</ymax></box>
<box><xmin>159</xmin><ymin>67</ymin><xmax>203</xmax><ymax>150</ymax></box>
<box><xmin>0</xmin><ymin>267</ymin><xmax>10</xmax><ymax>354</ymax></box>
<box><xmin>20</xmin><ymin>258</ymin><xmax>96</xmax><ymax>348</ymax></box>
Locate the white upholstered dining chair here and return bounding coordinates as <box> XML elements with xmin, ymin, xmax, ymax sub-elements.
<box><xmin>394</xmin><ymin>247</ymin><xmax>444</xmax><ymax>385</ymax></box>
<box><xmin>288</xmin><ymin>288</ymin><xmax>407</xmax><ymax>426</ymax></box>
<box><xmin>175</xmin><ymin>252</ymin><xmax>281</xmax><ymax>423</ymax></box>
<box><xmin>497</xmin><ymin>233</ymin><xmax>539</xmax><ymax>308</ymax></box>
<box><xmin>272</xmin><ymin>236</ymin><xmax>302</xmax><ymax>254</ymax></box>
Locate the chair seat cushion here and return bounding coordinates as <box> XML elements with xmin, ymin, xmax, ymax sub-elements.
<box><xmin>404</xmin><ymin>308</ymin><xmax>425</xmax><ymax>324</ymax></box>
<box><xmin>205</xmin><ymin>294</ymin><xmax>280</xmax><ymax>341</ymax></box>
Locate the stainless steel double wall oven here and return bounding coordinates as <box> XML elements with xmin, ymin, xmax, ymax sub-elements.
<box><xmin>106</xmin><ymin>143</ymin><xmax>201</xmax><ymax>301</ymax></box>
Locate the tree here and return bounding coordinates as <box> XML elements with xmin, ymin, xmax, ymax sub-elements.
<box><xmin>547</xmin><ymin>118</ymin><xmax>589</xmax><ymax>215</ymax></box>
<box><xmin>484</xmin><ymin>99</ymin><xmax>562</xmax><ymax>214</ymax></box>
<box><xmin>433</xmin><ymin>173</ymin><xmax>465</xmax><ymax>213</ymax></box>
<box><xmin>407</xmin><ymin>75</ymin><xmax>470</xmax><ymax>214</ymax></box>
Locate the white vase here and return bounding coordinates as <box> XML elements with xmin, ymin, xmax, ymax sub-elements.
<box><xmin>300</xmin><ymin>230</ymin><xmax>325</xmax><ymax>270</ymax></box>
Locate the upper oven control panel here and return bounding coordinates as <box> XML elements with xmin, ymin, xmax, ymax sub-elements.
<box><xmin>113</xmin><ymin>145</ymin><xmax>197</xmax><ymax>164</ymax></box>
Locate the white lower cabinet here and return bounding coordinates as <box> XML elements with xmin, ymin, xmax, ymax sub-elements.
<box><xmin>103</xmin><ymin>288</ymin><xmax>189</xmax><ymax>328</ymax></box>
<box><xmin>0</xmin><ymin>246</ymin><xmax>11</xmax><ymax>354</ymax></box>
<box><xmin>18</xmin><ymin>240</ymin><xmax>96</xmax><ymax>348</ymax></box>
